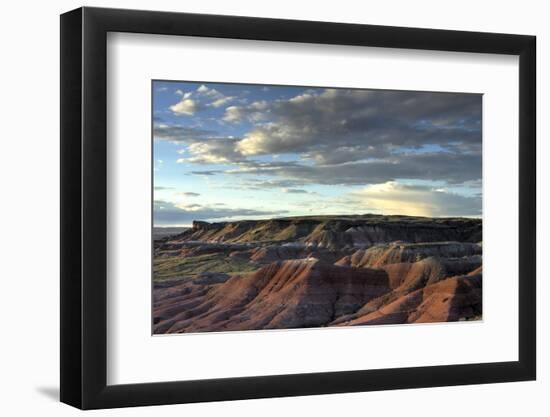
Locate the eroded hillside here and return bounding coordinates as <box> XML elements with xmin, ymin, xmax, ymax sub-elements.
<box><xmin>153</xmin><ymin>214</ymin><xmax>482</xmax><ymax>333</ymax></box>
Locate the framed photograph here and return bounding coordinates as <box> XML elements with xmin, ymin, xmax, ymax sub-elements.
<box><xmin>60</xmin><ymin>6</ymin><xmax>536</xmax><ymax>409</ymax></box>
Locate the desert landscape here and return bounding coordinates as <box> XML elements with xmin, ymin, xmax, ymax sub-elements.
<box><xmin>153</xmin><ymin>214</ymin><xmax>482</xmax><ymax>334</ymax></box>
<box><xmin>152</xmin><ymin>81</ymin><xmax>482</xmax><ymax>334</ymax></box>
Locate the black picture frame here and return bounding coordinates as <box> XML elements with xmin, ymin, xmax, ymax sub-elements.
<box><xmin>60</xmin><ymin>6</ymin><xmax>536</xmax><ymax>410</ymax></box>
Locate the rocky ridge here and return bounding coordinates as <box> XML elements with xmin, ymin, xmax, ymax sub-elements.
<box><xmin>163</xmin><ymin>214</ymin><xmax>481</xmax><ymax>249</ymax></box>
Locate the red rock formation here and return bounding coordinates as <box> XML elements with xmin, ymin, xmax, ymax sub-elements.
<box><xmin>332</xmin><ymin>255</ymin><xmax>481</xmax><ymax>324</ymax></box>
<box><xmin>335</xmin><ymin>273</ymin><xmax>482</xmax><ymax>326</ymax></box>
<box><xmin>382</xmin><ymin>255</ymin><xmax>482</xmax><ymax>290</ymax></box>
<box><xmin>153</xmin><ymin>259</ymin><xmax>390</xmax><ymax>333</ymax></box>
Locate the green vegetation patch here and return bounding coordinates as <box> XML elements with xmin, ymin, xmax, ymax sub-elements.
<box><xmin>153</xmin><ymin>252</ymin><xmax>259</xmax><ymax>282</ymax></box>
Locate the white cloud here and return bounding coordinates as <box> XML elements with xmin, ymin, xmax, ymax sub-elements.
<box><xmin>210</xmin><ymin>96</ymin><xmax>234</xmax><ymax>108</ymax></box>
<box><xmin>235</xmin><ymin>124</ymin><xmax>305</xmax><ymax>156</ymax></box>
<box><xmin>170</xmin><ymin>98</ymin><xmax>197</xmax><ymax>115</ymax></box>
<box><xmin>176</xmin><ymin>138</ymin><xmax>243</xmax><ymax>164</ymax></box>
<box><xmin>223</xmin><ymin>106</ymin><xmax>243</xmax><ymax>122</ymax></box>
<box><xmin>288</xmin><ymin>93</ymin><xmax>314</xmax><ymax>104</ymax></box>
<box><xmin>197</xmin><ymin>85</ymin><xmax>209</xmax><ymax>93</ymax></box>
<box><xmin>196</xmin><ymin>84</ymin><xmax>235</xmax><ymax>108</ymax></box>
<box><xmin>223</xmin><ymin>101</ymin><xmax>269</xmax><ymax>123</ymax></box>
<box><xmin>235</xmin><ymin>129</ymin><xmax>268</xmax><ymax>154</ymax></box>
<box><xmin>175</xmin><ymin>89</ymin><xmax>193</xmax><ymax>99</ymax></box>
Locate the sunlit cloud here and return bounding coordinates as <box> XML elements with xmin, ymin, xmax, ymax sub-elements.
<box><xmin>349</xmin><ymin>182</ymin><xmax>481</xmax><ymax>217</ymax></box>
<box><xmin>170</xmin><ymin>98</ymin><xmax>197</xmax><ymax>115</ymax></box>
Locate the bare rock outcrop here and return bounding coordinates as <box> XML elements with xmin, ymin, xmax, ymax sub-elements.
<box><xmin>336</xmin><ymin>241</ymin><xmax>482</xmax><ymax>268</ymax></box>
<box><xmin>170</xmin><ymin>215</ymin><xmax>482</xmax><ymax>248</ymax></box>
<box><xmin>153</xmin><ymin>259</ymin><xmax>391</xmax><ymax>333</ymax></box>
<box><xmin>332</xmin><ymin>255</ymin><xmax>481</xmax><ymax>324</ymax></box>
<box><xmin>249</xmin><ymin>245</ymin><xmax>345</xmax><ymax>264</ymax></box>
<box><xmin>382</xmin><ymin>255</ymin><xmax>482</xmax><ymax>290</ymax></box>
<box><xmin>335</xmin><ymin>272</ymin><xmax>482</xmax><ymax>326</ymax></box>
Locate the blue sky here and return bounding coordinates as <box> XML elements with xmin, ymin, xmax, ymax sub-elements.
<box><xmin>153</xmin><ymin>81</ymin><xmax>482</xmax><ymax>226</ymax></box>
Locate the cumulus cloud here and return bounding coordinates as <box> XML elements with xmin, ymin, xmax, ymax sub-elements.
<box><xmin>223</xmin><ymin>106</ymin><xmax>243</xmax><ymax>122</ymax></box>
<box><xmin>153</xmin><ymin>200</ymin><xmax>288</xmax><ymax>225</ymax></box>
<box><xmin>170</xmin><ymin>97</ymin><xmax>197</xmax><ymax>115</ymax></box>
<box><xmin>162</xmin><ymin>84</ymin><xmax>237</xmax><ymax>118</ymax></box>
<box><xmin>229</xmin><ymin>88</ymin><xmax>481</xmax><ymax>158</ymax></box>
<box><xmin>223</xmin><ymin>101</ymin><xmax>269</xmax><ymax>123</ymax></box>
<box><xmin>175</xmin><ymin>89</ymin><xmax>193</xmax><ymax>99</ymax></box>
<box><xmin>176</xmin><ymin>88</ymin><xmax>481</xmax><ymax>188</ymax></box>
<box><xmin>236</xmin><ymin>124</ymin><xmax>298</xmax><ymax>155</ymax></box>
<box><xmin>196</xmin><ymin>84</ymin><xmax>235</xmax><ymax>108</ymax></box>
<box><xmin>210</xmin><ymin>96</ymin><xmax>234</xmax><ymax>108</ymax></box>
<box><xmin>177</xmin><ymin>137</ymin><xmax>244</xmax><ymax>164</ymax></box>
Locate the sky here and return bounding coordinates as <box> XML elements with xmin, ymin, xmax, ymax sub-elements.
<box><xmin>153</xmin><ymin>80</ymin><xmax>482</xmax><ymax>227</ymax></box>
